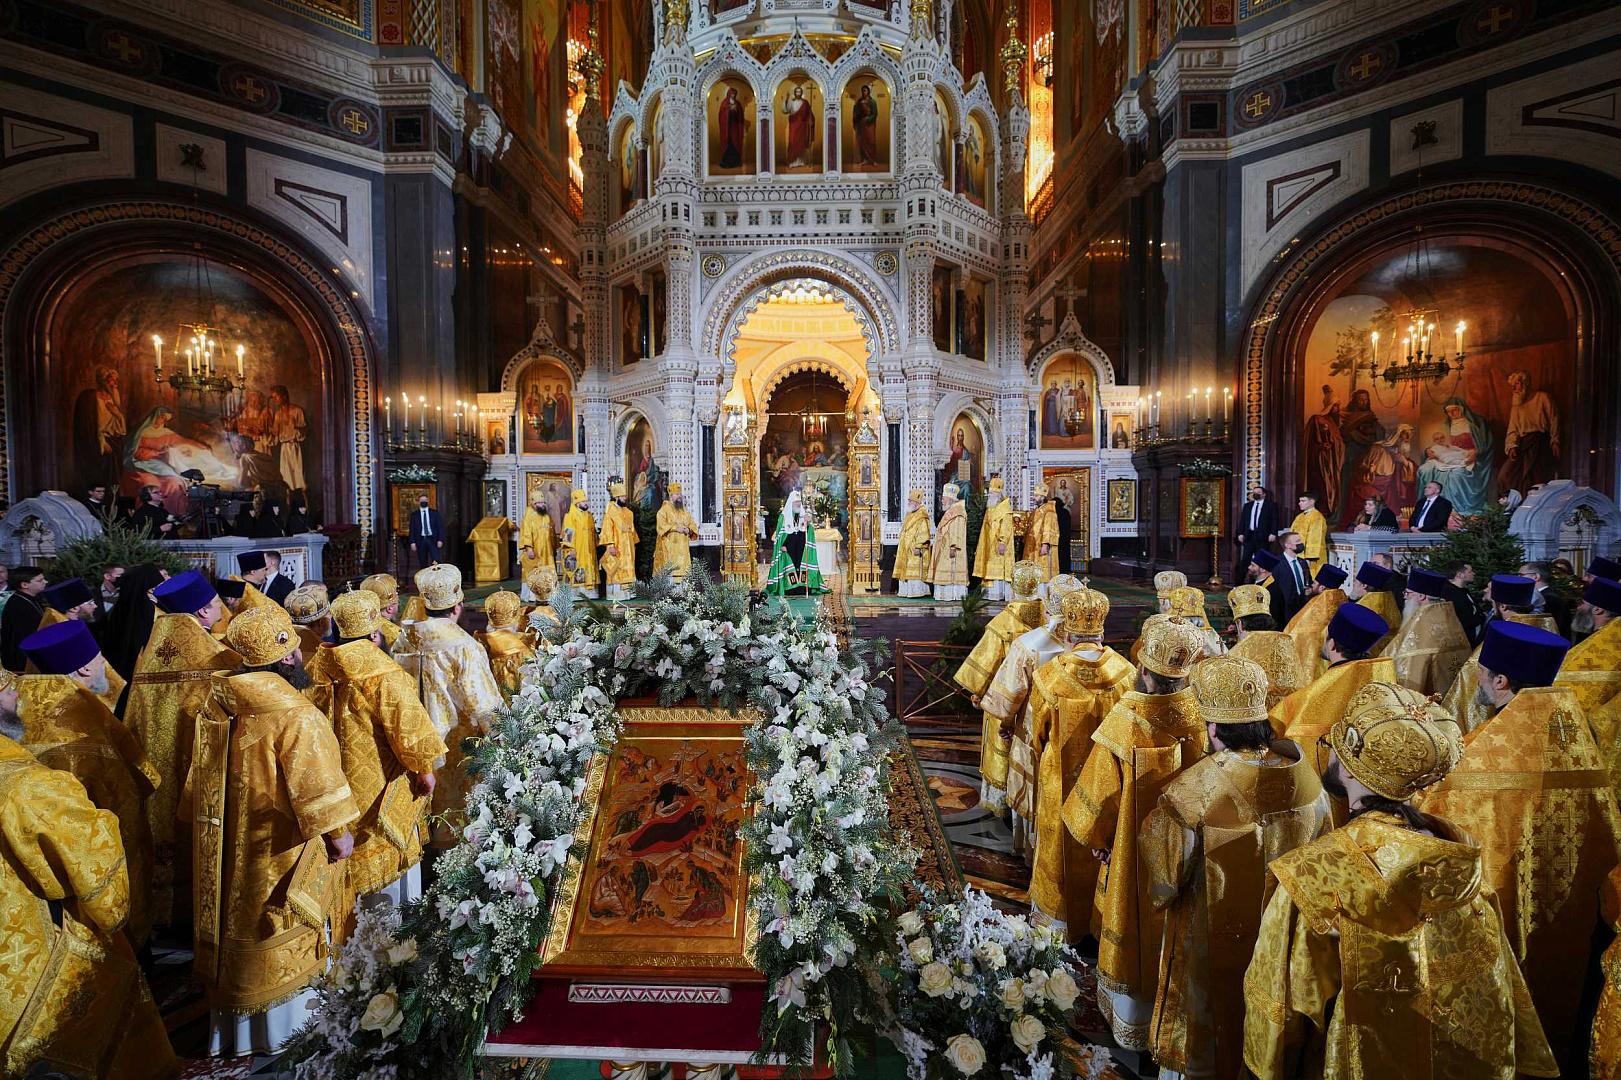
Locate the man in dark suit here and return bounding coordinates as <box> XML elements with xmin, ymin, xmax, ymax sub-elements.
<box><xmin>0</xmin><ymin>566</ymin><xmax>46</xmax><ymax>672</ymax></box>
<box><xmin>1409</xmin><ymin>480</ymin><xmax>1453</xmax><ymax>532</ymax></box>
<box><xmin>1233</xmin><ymin>483</ymin><xmax>1279</xmax><ymax>581</ymax></box>
<box><xmin>408</xmin><ymin>495</ymin><xmax>445</xmax><ymax>571</ymax></box>
<box><xmin>1054</xmin><ymin>495</ymin><xmax>1072</xmax><ymax>575</ymax></box>
<box><xmin>1519</xmin><ymin>560</ymin><xmax>1572</xmax><ymax>639</ymax></box>
<box><xmin>1274</xmin><ymin>531</ymin><xmax>1313</xmax><ymax>625</ymax></box>
<box><xmin>261</xmin><ymin>550</ymin><xmax>296</xmax><ymax>605</ymax></box>
<box><xmin>1440</xmin><ymin>560</ymin><xmax>1482</xmax><ymax>644</ymax></box>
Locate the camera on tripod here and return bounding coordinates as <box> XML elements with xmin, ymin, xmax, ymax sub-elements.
<box><xmin>184</xmin><ymin>470</ymin><xmax>256</xmax><ymax>539</ymax></box>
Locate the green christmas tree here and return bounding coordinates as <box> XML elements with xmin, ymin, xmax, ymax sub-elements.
<box><xmin>1418</xmin><ymin>503</ymin><xmax>1526</xmax><ymax>605</ymax></box>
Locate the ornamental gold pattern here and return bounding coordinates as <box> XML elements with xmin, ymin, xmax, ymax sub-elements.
<box><xmin>1190</xmin><ymin>655</ymin><xmax>1270</xmax><ymax>724</ymax></box>
<box><xmin>1328</xmin><ymin>682</ymin><xmax>1462</xmax><ymax>800</ymax></box>
<box><xmin>1228</xmin><ymin>584</ymin><xmax>1271</xmax><ymax>620</ymax></box>
<box><xmin>414</xmin><ymin>562</ymin><xmax>465</xmax><ymax>611</ymax></box>
<box><xmin>330</xmin><ymin>589</ymin><xmax>384</xmax><ymax>640</ymax></box>
<box><xmin>1061</xmin><ymin>586</ymin><xmax>1110</xmax><ymax>638</ymax></box>
<box><xmin>225</xmin><ymin>606</ymin><xmax>300</xmax><ymax>667</ymax></box>
<box><xmin>1139</xmin><ymin>619</ymin><xmax>1206</xmax><ymax>679</ymax></box>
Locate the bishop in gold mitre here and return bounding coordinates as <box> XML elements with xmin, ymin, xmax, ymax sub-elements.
<box><xmin>974</xmin><ymin>477</ymin><xmax>1017</xmax><ymax>600</ymax></box>
<box><xmin>1141</xmin><ymin>655</ymin><xmax>1330</xmax><ymax>1080</ymax></box>
<box><xmin>1026</xmin><ymin>585</ymin><xmax>1135</xmax><ymax>941</ymax></box>
<box><xmin>306</xmin><ymin>590</ymin><xmax>446</xmax><ymax>914</ymax></box>
<box><xmin>599</xmin><ymin>479</ymin><xmax>640</xmax><ymax>599</ymax></box>
<box><xmin>518</xmin><ymin>491</ymin><xmax>557</xmax><ymax>595</ymax></box>
<box><xmin>1556</xmin><ymin>575</ymin><xmax>1621</xmax><ymax>715</ymax></box>
<box><xmin>953</xmin><ymin>560</ymin><xmax>1043</xmax><ymax>814</ymax></box>
<box><xmin>1416</xmin><ymin>620</ymin><xmax>1618</xmax><ymax>1073</ymax></box>
<box><xmin>285</xmin><ymin>581</ymin><xmax>332</xmax><ymax>657</ymax></box>
<box><xmin>1243</xmin><ymin>683</ymin><xmax>1557</xmax><ymax>1080</ymax></box>
<box><xmin>1281</xmin><ymin>562</ymin><xmax>1348</xmax><ymax>679</ymax></box>
<box><xmin>477</xmin><ymin>589</ymin><xmax>537</xmax><ymax>699</ymax></box>
<box><xmin>1348</xmin><ymin>558</ymin><xmax>1402</xmax><ymax>652</ymax></box>
<box><xmin>360</xmin><ymin>572</ymin><xmax>403</xmax><ymax>649</ymax></box>
<box><xmin>391</xmin><ymin>563</ymin><xmax>502</xmax><ymax>846</ymax></box>
<box><xmin>0</xmin><ymin>672</ymin><xmax>178</xmax><ymax>1080</ymax></box>
<box><xmin>653</xmin><ymin>482</ymin><xmax>699</xmax><ymax>581</ymax></box>
<box><xmin>1286</xmin><ymin>491</ymin><xmax>1328</xmax><ymax>577</ymax></box>
<box><xmin>894</xmin><ymin>489</ymin><xmax>932</xmax><ymax>597</ymax></box>
<box><xmin>126</xmin><ymin>569</ymin><xmax>240</xmax><ymax>928</ymax></box>
<box><xmin>560</xmin><ymin>488</ymin><xmax>601</xmax><ymax>598</ymax></box>
<box><xmin>34</xmin><ymin>576</ymin><xmax>125</xmax><ymax>714</ymax></box>
<box><xmin>929</xmin><ymin>481</ymin><xmax>970</xmax><ymax>601</ymax></box>
<box><xmin>526</xmin><ymin>565</ymin><xmax>560</xmax><ymax>629</ymax></box>
<box><xmin>181</xmin><ymin>603</ymin><xmax>360</xmax><ymax>1057</ymax></box>
<box><xmin>1130</xmin><ymin>571</ymin><xmax>1187</xmax><ymax>666</ymax></box>
<box><xmin>1441</xmin><ymin>574</ymin><xmax>1557</xmax><ymax>733</ymax></box>
<box><xmin>17</xmin><ymin>620</ymin><xmax>161</xmax><ymax>948</ymax></box>
<box><xmin>1167</xmin><ymin>584</ymin><xmax>1226</xmax><ymax>658</ymax></box>
<box><xmin>1226</xmin><ymin>583</ymin><xmax>1308</xmax><ymax>710</ymax></box>
<box><xmin>982</xmin><ymin>574</ymin><xmax>1084</xmax><ymax>856</ymax></box>
<box><xmin>1024</xmin><ymin>483</ymin><xmax>1061</xmax><ymax>586</ymax></box>
<box><xmin>1063</xmin><ymin>618</ymin><xmax>1207</xmax><ymax>1051</ymax></box>
<box><xmin>1380</xmin><ymin>566</ymin><xmax>1472</xmax><ymax>696</ymax></box>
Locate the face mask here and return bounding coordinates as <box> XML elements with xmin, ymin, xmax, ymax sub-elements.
<box><xmin>1251</xmin><ymin>492</ymin><xmax>1263</xmax><ymax>501</ymax></box>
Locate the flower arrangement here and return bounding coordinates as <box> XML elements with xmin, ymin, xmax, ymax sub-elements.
<box><xmin>285</xmin><ymin>569</ymin><xmax>913</xmax><ymax>1079</ymax></box>
<box><xmin>882</xmin><ymin>887</ymin><xmax>1102</xmax><ymax>1080</ymax></box>
<box><xmin>387</xmin><ymin>464</ymin><xmax>438</xmax><ymax>483</ymax></box>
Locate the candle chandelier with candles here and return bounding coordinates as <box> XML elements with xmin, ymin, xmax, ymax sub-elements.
<box><xmin>149</xmin><ymin>253</ymin><xmax>247</xmax><ymax>418</ymax></box>
<box><xmin>1357</xmin><ymin>226</ymin><xmax>1467</xmax><ymax>403</ymax></box>
<box><xmin>383</xmin><ymin>393</ymin><xmax>485</xmax><ymax>453</ymax></box>
<box><xmin>1131</xmin><ymin>385</ymin><xmax>1236</xmax><ymax>447</ymax></box>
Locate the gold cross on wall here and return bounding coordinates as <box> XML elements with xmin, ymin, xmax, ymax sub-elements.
<box><xmin>1477</xmin><ymin>5</ymin><xmax>1513</xmax><ymax>33</ymax></box>
<box><xmin>341</xmin><ymin>110</ymin><xmax>370</xmax><ymax>135</ymax></box>
<box><xmin>1349</xmin><ymin>52</ymin><xmax>1381</xmax><ymax>80</ymax></box>
<box><xmin>234</xmin><ymin>75</ymin><xmax>268</xmax><ymax>103</ymax></box>
<box><xmin>1243</xmin><ymin>91</ymin><xmax>1273</xmax><ymax>119</ymax></box>
<box><xmin>106</xmin><ymin>32</ymin><xmax>142</xmax><ymax>63</ymax></box>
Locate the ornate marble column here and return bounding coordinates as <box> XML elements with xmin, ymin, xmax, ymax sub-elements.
<box><xmin>900</xmin><ymin>0</ymin><xmax>944</xmax><ymax>514</ymax></box>
<box><xmin>999</xmin><ymin>14</ymin><xmax>1033</xmax><ymax>505</ymax></box>
<box><xmin>576</xmin><ymin>12</ymin><xmax>611</xmax><ymax>512</ymax></box>
<box><xmin>652</xmin><ymin>0</ymin><xmax>700</xmax><ymax>498</ymax></box>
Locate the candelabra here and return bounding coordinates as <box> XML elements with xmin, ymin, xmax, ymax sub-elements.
<box><xmin>383</xmin><ymin>395</ymin><xmax>488</xmax><ymax>455</ymax></box>
<box><xmin>151</xmin><ymin>327</ymin><xmax>246</xmax><ymax>418</ymax></box>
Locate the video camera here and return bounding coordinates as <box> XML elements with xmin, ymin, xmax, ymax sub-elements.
<box><xmin>184</xmin><ymin>471</ymin><xmax>256</xmax><ymax>539</ymax></box>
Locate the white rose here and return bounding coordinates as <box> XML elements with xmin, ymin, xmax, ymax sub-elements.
<box><xmin>907</xmin><ymin>936</ymin><xmax>934</xmax><ymax>964</ymax></box>
<box><xmin>358</xmin><ymin>989</ymin><xmax>404</xmax><ymax>1038</ymax></box>
<box><xmin>944</xmin><ymin>1034</ymin><xmax>986</xmax><ymax>1075</ymax></box>
<box><xmin>386</xmin><ymin>939</ymin><xmax>418</xmax><ymax>966</ymax></box>
<box><xmin>1004</xmin><ymin>915</ymin><xmax>1031</xmax><ymax>940</ymax></box>
<box><xmin>898</xmin><ymin>911</ymin><xmax>925</xmax><ymax>936</ymax></box>
<box><xmin>918</xmin><ymin>961</ymin><xmax>954</xmax><ymax>998</ymax></box>
<box><xmin>1045</xmin><ymin>968</ymin><xmax>1080</xmax><ymax>1012</ymax></box>
<box><xmin>997</xmin><ymin>978</ymin><xmax>1027</xmax><ymax>1011</ymax></box>
<box><xmin>975</xmin><ymin>940</ymin><xmax>1006</xmax><ymax>969</ymax></box>
<box><xmin>1010</xmin><ymin>1014</ymin><xmax>1046</xmax><ymax>1054</ymax></box>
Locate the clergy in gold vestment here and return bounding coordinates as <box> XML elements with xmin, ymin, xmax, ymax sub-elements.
<box><xmin>1168</xmin><ymin>585</ymin><xmax>1226</xmax><ymax>658</ymax></box>
<box><xmin>929</xmin><ymin>482</ymin><xmax>970</xmax><ymax>601</ymax></box>
<box><xmin>476</xmin><ymin>590</ymin><xmax>537</xmax><ymax>700</ymax></box>
<box><xmin>31</xmin><ymin>583</ymin><xmax>127</xmax><ymax>715</ymax></box>
<box><xmin>1063</xmin><ymin>619</ymin><xmax>1208</xmax><ymax>1051</ymax></box>
<box><xmin>1141</xmin><ymin>656</ymin><xmax>1331</xmax><ymax>1080</ymax></box>
<box><xmin>1381</xmin><ymin>566</ymin><xmax>1471</xmax><ymax>695</ymax></box>
<box><xmin>1026</xmin><ymin>586</ymin><xmax>1135</xmax><ymax>941</ymax></box>
<box><xmin>518</xmin><ymin>495</ymin><xmax>557</xmax><ymax>590</ymax></box>
<box><xmin>982</xmin><ymin>575</ymin><xmax>1084</xmax><ymax>855</ymax></box>
<box><xmin>560</xmin><ymin>489</ymin><xmax>601</xmax><ymax>598</ymax></box>
<box><xmin>973</xmin><ymin>477</ymin><xmax>1017</xmax><ymax>600</ymax></box>
<box><xmin>18</xmin><ymin>621</ymin><xmax>161</xmax><ymax>948</ymax></box>
<box><xmin>600</xmin><ymin>480</ymin><xmax>640</xmax><ymax>599</ymax></box>
<box><xmin>182</xmin><ymin>603</ymin><xmax>360</xmax><ymax>1057</ymax></box>
<box><xmin>0</xmin><ymin>691</ymin><xmax>178</xmax><ymax>1080</ymax></box>
<box><xmin>306</xmin><ymin>591</ymin><xmax>446</xmax><ymax>913</ymax></box>
<box><xmin>392</xmin><ymin>563</ymin><xmax>502</xmax><ymax>846</ymax></box>
<box><xmin>1287</xmin><ymin>492</ymin><xmax>1328</xmax><ymax>577</ymax></box>
<box><xmin>360</xmin><ymin>572</ymin><xmax>403</xmax><ymax>650</ymax></box>
<box><xmin>526</xmin><ymin>566</ymin><xmax>560</xmax><ymax>631</ymax></box>
<box><xmin>1243</xmin><ymin>682</ymin><xmax>1557</xmax><ymax>1080</ymax></box>
<box><xmin>953</xmin><ymin>561</ymin><xmax>1042</xmax><ymax>814</ymax></box>
<box><xmin>1555</xmin><ymin>576</ymin><xmax>1621</xmax><ymax>716</ymax></box>
<box><xmin>1226</xmin><ymin>584</ymin><xmax>1309</xmax><ymax>710</ymax></box>
<box><xmin>1416</xmin><ymin>621</ymin><xmax>1620</xmax><ymax>1072</ymax></box>
<box><xmin>894</xmin><ymin>490</ymin><xmax>932</xmax><ymax>597</ymax></box>
<box><xmin>1593</xmin><ymin>864</ymin><xmax>1621</xmax><ymax>1080</ymax></box>
<box><xmin>1348</xmin><ymin>559</ymin><xmax>1402</xmax><ymax>654</ymax></box>
<box><xmin>126</xmin><ymin>570</ymin><xmax>239</xmax><ymax>927</ymax></box>
<box><xmin>1024</xmin><ymin>484</ymin><xmax>1060</xmax><ymax>584</ymax></box>
<box><xmin>1282</xmin><ymin>563</ymin><xmax>1348</xmax><ymax>678</ymax></box>
<box><xmin>1128</xmin><ymin>572</ymin><xmax>1188</xmax><ymax>666</ymax></box>
<box><xmin>285</xmin><ymin>582</ymin><xmax>331</xmax><ymax>658</ymax></box>
<box><xmin>653</xmin><ymin>483</ymin><xmax>698</xmax><ymax>581</ymax></box>
<box><xmin>1440</xmin><ymin>575</ymin><xmax>1556</xmax><ymax>733</ymax></box>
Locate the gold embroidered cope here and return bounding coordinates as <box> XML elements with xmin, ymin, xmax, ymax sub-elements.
<box><xmin>653</xmin><ymin>501</ymin><xmax>699</xmax><ymax>580</ymax></box>
<box><xmin>894</xmin><ymin>506</ymin><xmax>932</xmax><ymax>583</ymax></box>
<box><xmin>953</xmin><ymin>598</ymin><xmax>1042</xmax><ymax>807</ymax></box>
<box><xmin>927</xmin><ymin>500</ymin><xmax>969</xmax><ymax>587</ymax></box>
<box><xmin>1381</xmin><ymin>602</ymin><xmax>1472</xmax><ymax>697</ymax></box>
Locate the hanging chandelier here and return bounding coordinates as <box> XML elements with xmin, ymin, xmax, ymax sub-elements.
<box><xmin>1356</xmin><ymin>226</ymin><xmax>1467</xmax><ymax>397</ymax></box>
<box><xmin>150</xmin><ymin>199</ymin><xmax>245</xmax><ymax>416</ymax></box>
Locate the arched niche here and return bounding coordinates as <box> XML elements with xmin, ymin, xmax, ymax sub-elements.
<box><xmin>1027</xmin><ymin>313</ymin><xmax>1118</xmax><ymax>453</ymax></box>
<box><xmin>837</xmin><ymin>70</ymin><xmax>894</xmax><ymax>175</ymax></box>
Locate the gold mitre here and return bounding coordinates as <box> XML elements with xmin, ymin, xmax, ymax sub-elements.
<box><xmin>526</xmin><ymin>566</ymin><xmax>559</xmax><ymax>601</ymax></box>
<box><xmin>485</xmin><ymin>590</ymin><xmax>523</xmax><ymax>629</ymax></box>
<box><xmin>226</xmin><ymin>605</ymin><xmax>299</xmax><ymax>667</ymax></box>
<box><xmin>572</xmin><ymin>488</ymin><xmax>588</xmax><ymax>505</ymax></box>
<box><xmin>1139</xmin><ymin>618</ymin><xmax>1205</xmax><ymax>679</ymax></box>
<box><xmin>360</xmin><ymin>573</ymin><xmax>399</xmax><ymax>605</ymax></box>
<box><xmin>1061</xmin><ymin>587</ymin><xmax>1109</xmax><ymax>638</ymax></box>
<box><xmin>1154</xmin><ymin>570</ymin><xmax>1188</xmax><ymax>598</ymax></box>
<box><xmin>1011</xmin><ymin>560</ymin><xmax>1041</xmax><ymax>600</ymax></box>
<box><xmin>669</xmin><ymin>482</ymin><xmax>683</xmax><ymax>496</ymax></box>
<box><xmin>1042</xmin><ymin>574</ymin><xmax>1083</xmax><ymax>619</ymax></box>
<box><xmin>0</xmin><ymin>668</ymin><xmax>16</xmax><ymax>693</ymax></box>
<box><xmin>1033</xmin><ymin>482</ymin><xmax>1050</xmax><ymax>498</ymax></box>
<box><xmin>1330</xmin><ymin>682</ymin><xmax>1462</xmax><ymax>800</ymax></box>
<box><xmin>988</xmin><ymin>476</ymin><xmax>1004</xmax><ymax>493</ymax></box>
<box><xmin>284</xmin><ymin>583</ymin><xmax>330</xmax><ymax>625</ymax></box>
<box><xmin>1190</xmin><ymin>655</ymin><xmax>1269</xmax><ymax>724</ymax></box>
<box><xmin>608</xmin><ymin>479</ymin><xmax>626</xmax><ymax>497</ymax></box>
<box><xmin>1228</xmin><ymin>584</ymin><xmax>1271</xmax><ymax>620</ymax></box>
<box><xmin>1168</xmin><ymin>585</ymin><xmax>1207</xmax><ymax>619</ymax></box>
<box><xmin>414</xmin><ymin>562</ymin><xmax>464</xmax><ymax>610</ymax></box>
<box><xmin>330</xmin><ymin>589</ymin><xmax>383</xmax><ymax>640</ymax></box>
<box><xmin>908</xmin><ymin>488</ymin><xmax>926</xmax><ymax>504</ymax></box>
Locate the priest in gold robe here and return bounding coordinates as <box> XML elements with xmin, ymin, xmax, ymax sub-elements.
<box><xmin>285</xmin><ymin>581</ymin><xmax>331</xmax><ymax>657</ymax></box>
<box><xmin>599</xmin><ymin>479</ymin><xmax>639</xmax><ymax>599</ymax></box>
<box><xmin>1347</xmin><ymin>559</ymin><xmax>1402</xmax><ymax>654</ymax></box>
<box><xmin>1226</xmin><ymin>583</ymin><xmax>1308</xmax><ymax>710</ymax></box>
<box><xmin>1142</xmin><ymin>656</ymin><xmax>1330</xmax><ymax>1080</ymax></box>
<box><xmin>0</xmin><ymin>677</ymin><xmax>178</xmax><ymax>1080</ymax></box>
<box><xmin>526</xmin><ymin>566</ymin><xmax>560</xmax><ymax>630</ymax></box>
<box><xmin>126</xmin><ymin>569</ymin><xmax>240</xmax><ymax>928</ymax></box>
<box><xmin>983</xmin><ymin>574</ymin><xmax>1084</xmax><ymax>856</ymax></box>
<box><xmin>360</xmin><ymin>572</ymin><xmax>403</xmax><ymax>650</ymax></box>
<box><xmin>1441</xmin><ymin>574</ymin><xmax>1558</xmax><ymax>733</ymax></box>
<box><xmin>953</xmin><ymin>561</ymin><xmax>1042</xmax><ymax>814</ymax></box>
<box><xmin>560</xmin><ymin>488</ymin><xmax>601</xmax><ymax>598</ymax></box>
<box><xmin>653</xmin><ymin>483</ymin><xmax>698</xmax><ymax>581</ymax></box>
<box><xmin>1416</xmin><ymin>621</ymin><xmax>1619</xmax><ymax>1073</ymax></box>
<box><xmin>894</xmin><ymin>489</ymin><xmax>932</xmax><ymax>597</ymax></box>
<box><xmin>1381</xmin><ymin>566</ymin><xmax>1472</xmax><ymax>696</ymax></box>
<box><xmin>1063</xmin><ymin>618</ymin><xmax>1208</xmax><ymax>1051</ymax></box>
<box><xmin>1287</xmin><ymin>491</ymin><xmax>1328</xmax><ymax>577</ymax></box>
<box><xmin>306</xmin><ymin>591</ymin><xmax>446</xmax><ymax>914</ymax></box>
<box><xmin>182</xmin><ymin>604</ymin><xmax>359</xmax><ymax>1057</ymax></box>
<box><xmin>17</xmin><ymin>620</ymin><xmax>161</xmax><ymax>948</ymax></box>
<box><xmin>1243</xmin><ymin>682</ymin><xmax>1557</xmax><ymax>1080</ymax></box>
<box><xmin>1026</xmin><ymin>586</ymin><xmax>1135</xmax><ymax>941</ymax></box>
<box><xmin>518</xmin><ymin>492</ymin><xmax>557</xmax><ymax>594</ymax></box>
<box><xmin>1129</xmin><ymin>572</ymin><xmax>1188</xmax><ymax>666</ymax></box>
<box><xmin>1282</xmin><ymin>562</ymin><xmax>1348</xmax><ymax>679</ymax></box>
<box><xmin>929</xmin><ymin>481</ymin><xmax>969</xmax><ymax>601</ymax></box>
<box><xmin>477</xmin><ymin>589</ymin><xmax>537</xmax><ymax>699</ymax></box>
<box><xmin>1168</xmin><ymin>585</ymin><xmax>1226</xmax><ymax>658</ymax></box>
<box><xmin>973</xmin><ymin>477</ymin><xmax>1017</xmax><ymax>600</ymax></box>
<box><xmin>1556</xmin><ymin>575</ymin><xmax>1621</xmax><ymax>714</ymax></box>
<box><xmin>1593</xmin><ymin>863</ymin><xmax>1621</xmax><ymax>1079</ymax></box>
<box><xmin>391</xmin><ymin>563</ymin><xmax>502</xmax><ymax>846</ymax></box>
<box><xmin>1025</xmin><ymin>483</ymin><xmax>1060</xmax><ymax>586</ymax></box>
<box><xmin>34</xmin><ymin>577</ymin><xmax>125</xmax><ymax>713</ymax></box>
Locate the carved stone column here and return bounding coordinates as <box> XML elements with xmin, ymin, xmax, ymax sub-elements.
<box><xmin>576</xmin><ymin>31</ymin><xmax>610</xmax><ymax>512</ymax></box>
<box><xmin>899</xmin><ymin>14</ymin><xmax>943</xmax><ymax>514</ymax></box>
<box><xmin>1001</xmin><ymin>76</ymin><xmax>1033</xmax><ymax>504</ymax></box>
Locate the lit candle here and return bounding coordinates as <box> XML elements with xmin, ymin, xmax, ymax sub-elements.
<box><xmin>152</xmin><ymin>335</ymin><xmax>164</xmax><ymax>377</ymax></box>
<box><xmin>418</xmin><ymin>395</ymin><xmax>427</xmax><ymax>441</ymax></box>
<box><xmin>1205</xmin><ymin>386</ymin><xmax>1213</xmax><ymax>421</ymax></box>
<box><xmin>1154</xmin><ymin>390</ymin><xmax>1161</xmax><ymax>426</ymax></box>
<box><xmin>1455</xmin><ymin>321</ymin><xmax>1465</xmax><ymax>355</ymax></box>
<box><xmin>1401</xmin><ymin>335</ymin><xmax>1410</xmax><ymax>360</ymax></box>
<box><xmin>1370</xmin><ymin>331</ymin><xmax>1378</xmax><ymax>369</ymax></box>
<box><xmin>385</xmin><ymin>395</ymin><xmax>392</xmax><ymax>440</ymax></box>
<box><xmin>1223</xmin><ymin>386</ymin><xmax>1232</xmax><ymax>424</ymax></box>
<box><xmin>236</xmin><ymin>344</ymin><xmax>245</xmax><ymax>378</ymax></box>
<box><xmin>402</xmin><ymin>396</ymin><xmax>410</xmax><ymax>431</ymax></box>
<box><xmin>185</xmin><ymin>348</ymin><xmax>194</xmax><ymax>376</ymax></box>
<box><xmin>436</xmin><ymin>405</ymin><xmax>442</xmax><ymax>444</ymax></box>
<box><xmin>1137</xmin><ymin>396</ymin><xmax>1145</xmax><ymax>429</ymax></box>
<box><xmin>1427</xmin><ymin>323</ymin><xmax>1436</xmax><ymax>358</ymax></box>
